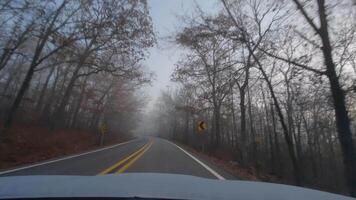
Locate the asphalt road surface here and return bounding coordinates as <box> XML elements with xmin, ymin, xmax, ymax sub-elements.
<box><xmin>0</xmin><ymin>137</ymin><xmax>235</xmax><ymax>179</ymax></box>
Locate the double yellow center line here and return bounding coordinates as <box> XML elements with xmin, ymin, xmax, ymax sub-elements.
<box><xmin>97</xmin><ymin>140</ymin><xmax>153</xmax><ymax>175</ymax></box>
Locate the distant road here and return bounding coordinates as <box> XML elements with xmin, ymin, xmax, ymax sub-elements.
<box><xmin>0</xmin><ymin>137</ymin><xmax>235</xmax><ymax>179</ymax></box>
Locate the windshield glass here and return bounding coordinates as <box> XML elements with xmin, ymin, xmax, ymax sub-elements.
<box><xmin>0</xmin><ymin>0</ymin><xmax>355</xmax><ymax>199</ymax></box>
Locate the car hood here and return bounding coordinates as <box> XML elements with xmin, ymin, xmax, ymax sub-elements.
<box><xmin>0</xmin><ymin>173</ymin><xmax>353</xmax><ymax>200</ymax></box>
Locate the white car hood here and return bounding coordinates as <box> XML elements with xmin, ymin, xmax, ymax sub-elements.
<box><xmin>0</xmin><ymin>173</ymin><xmax>354</xmax><ymax>200</ymax></box>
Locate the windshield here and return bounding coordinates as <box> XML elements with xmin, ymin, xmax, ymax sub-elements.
<box><xmin>0</xmin><ymin>0</ymin><xmax>355</xmax><ymax>199</ymax></box>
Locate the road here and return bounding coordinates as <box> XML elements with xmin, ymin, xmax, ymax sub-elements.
<box><xmin>0</xmin><ymin>137</ymin><xmax>235</xmax><ymax>179</ymax></box>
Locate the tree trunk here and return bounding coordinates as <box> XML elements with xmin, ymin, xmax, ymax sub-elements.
<box><xmin>1</xmin><ymin>57</ymin><xmax>22</xmax><ymax>97</ymax></box>
<box><xmin>36</xmin><ymin>66</ymin><xmax>55</xmax><ymax>111</ymax></box>
<box><xmin>3</xmin><ymin>39</ymin><xmax>47</xmax><ymax>129</ymax></box>
<box><xmin>230</xmin><ymin>84</ymin><xmax>238</xmax><ymax>149</ymax></box>
<box><xmin>317</xmin><ymin>1</ymin><xmax>356</xmax><ymax>194</ymax></box>
<box><xmin>303</xmin><ymin>110</ymin><xmax>320</xmax><ymax>180</ymax></box>
<box><xmin>51</xmin><ymin>65</ymin><xmax>80</xmax><ymax>129</ymax></box>
<box><xmin>70</xmin><ymin>77</ymin><xmax>88</xmax><ymax>128</ymax></box>
<box><xmin>324</xmin><ymin>43</ymin><xmax>356</xmax><ymax>196</ymax></box>
<box><xmin>262</xmin><ymin>85</ymin><xmax>276</xmax><ymax>173</ymax></box>
<box><xmin>213</xmin><ymin>105</ymin><xmax>221</xmax><ymax>147</ymax></box>
<box><xmin>0</xmin><ymin>48</ymin><xmax>12</xmax><ymax>71</ymax></box>
<box><xmin>4</xmin><ymin>64</ymin><xmax>36</xmax><ymax>128</ymax></box>
<box><xmin>271</xmin><ymin>102</ymin><xmax>282</xmax><ymax>174</ymax></box>
<box><xmin>256</xmin><ymin>61</ymin><xmax>302</xmax><ymax>186</ymax></box>
<box><xmin>247</xmin><ymin>85</ymin><xmax>256</xmax><ymax>166</ymax></box>
<box><xmin>41</xmin><ymin>68</ymin><xmax>60</xmax><ymax>122</ymax></box>
<box><xmin>239</xmin><ymin>88</ymin><xmax>247</xmax><ymax>163</ymax></box>
<box><xmin>2</xmin><ymin>0</ymin><xmax>66</xmax><ymax>129</ymax></box>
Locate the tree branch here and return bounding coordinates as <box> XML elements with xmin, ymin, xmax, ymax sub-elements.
<box><xmin>259</xmin><ymin>47</ymin><xmax>326</xmax><ymax>75</ymax></box>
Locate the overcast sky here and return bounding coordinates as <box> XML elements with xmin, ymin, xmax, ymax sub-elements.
<box><xmin>142</xmin><ymin>0</ymin><xmax>218</xmax><ymax>110</ymax></box>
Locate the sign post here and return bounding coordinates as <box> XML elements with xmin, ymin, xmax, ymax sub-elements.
<box><xmin>197</xmin><ymin>120</ymin><xmax>207</xmax><ymax>153</ymax></box>
<box><xmin>175</xmin><ymin>105</ymin><xmax>208</xmax><ymax>152</ymax></box>
<box><xmin>99</xmin><ymin>123</ymin><xmax>108</xmax><ymax>146</ymax></box>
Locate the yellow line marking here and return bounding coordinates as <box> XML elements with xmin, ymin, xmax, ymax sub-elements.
<box><xmin>97</xmin><ymin>141</ymin><xmax>150</xmax><ymax>175</ymax></box>
<box><xmin>116</xmin><ymin>140</ymin><xmax>153</xmax><ymax>173</ymax></box>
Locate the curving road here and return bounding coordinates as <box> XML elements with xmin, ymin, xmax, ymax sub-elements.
<box><xmin>0</xmin><ymin>137</ymin><xmax>235</xmax><ymax>179</ymax></box>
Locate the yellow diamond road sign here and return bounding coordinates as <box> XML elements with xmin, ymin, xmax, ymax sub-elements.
<box><xmin>100</xmin><ymin>123</ymin><xmax>108</xmax><ymax>134</ymax></box>
<box><xmin>198</xmin><ymin>121</ymin><xmax>207</xmax><ymax>132</ymax></box>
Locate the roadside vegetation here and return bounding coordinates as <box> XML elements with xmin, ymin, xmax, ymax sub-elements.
<box><xmin>149</xmin><ymin>0</ymin><xmax>356</xmax><ymax>196</ymax></box>
<box><xmin>0</xmin><ymin>0</ymin><xmax>154</xmax><ymax>169</ymax></box>
<box><xmin>0</xmin><ymin>123</ymin><xmax>131</xmax><ymax>170</ymax></box>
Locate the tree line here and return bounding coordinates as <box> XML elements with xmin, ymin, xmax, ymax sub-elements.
<box><xmin>0</xmin><ymin>0</ymin><xmax>154</xmax><ymax>136</ymax></box>
<box><xmin>151</xmin><ymin>0</ymin><xmax>356</xmax><ymax>196</ymax></box>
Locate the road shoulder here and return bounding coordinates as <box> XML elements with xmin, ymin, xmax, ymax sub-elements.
<box><xmin>170</xmin><ymin>141</ymin><xmax>237</xmax><ymax>180</ymax></box>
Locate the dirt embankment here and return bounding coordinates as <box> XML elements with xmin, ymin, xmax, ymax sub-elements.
<box><xmin>0</xmin><ymin>124</ymin><xmax>128</xmax><ymax>170</ymax></box>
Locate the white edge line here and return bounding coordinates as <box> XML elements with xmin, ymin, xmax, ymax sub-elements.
<box><xmin>168</xmin><ymin>140</ymin><xmax>226</xmax><ymax>180</ymax></box>
<box><xmin>0</xmin><ymin>138</ymin><xmax>137</xmax><ymax>175</ymax></box>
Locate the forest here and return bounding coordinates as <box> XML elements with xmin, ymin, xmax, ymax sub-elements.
<box><xmin>149</xmin><ymin>0</ymin><xmax>356</xmax><ymax>196</ymax></box>
<box><xmin>0</xmin><ymin>0</ymin><xmax>154</xmax><ymax>135</ymax></box>
<box><xmin>0</xmin><ymin>0</ymin><xmax>154</xmax><ymax>169</ymax></box>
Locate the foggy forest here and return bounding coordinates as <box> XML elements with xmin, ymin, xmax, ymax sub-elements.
<box><xmin>0</xmin><ymin>0</ymin><xmax>356</xmax><ymax>197</ymax></box>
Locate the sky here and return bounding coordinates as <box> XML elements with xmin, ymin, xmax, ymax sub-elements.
<box><xmin>142</xmin><ymin>0</ymin><xmax>218</xmax><ymax>110</ymax></box>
